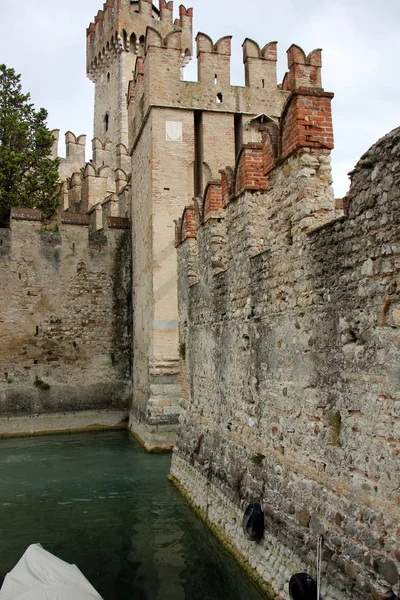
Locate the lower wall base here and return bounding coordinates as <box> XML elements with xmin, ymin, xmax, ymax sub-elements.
<box><xmin>168</xmin><ymin>471</ymin><xmax>279</xmax><ymax>600</ymax></box>
<box><xmin>170</xmin><ymin>452</ymin><xmax>346</xmax><ymax>600</ymax></box>
<box><xmin>128</xmin><ymin>412</ymin><xmax>178</xmax><ymax>452</ymax></box>
<box><xmin>0</xmin><ymin>409</ymin><xmax>129</xmax><ymax>438</ymax></box>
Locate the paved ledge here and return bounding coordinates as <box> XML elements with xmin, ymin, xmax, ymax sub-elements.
<box><xmin>128</xmin><ymin>413</ymin><xmax>177</xmax><ymax>453</ymax></box>
<box><xmin>0</xmin><ymin>409</ymin><xmax>129</xmax><ymax>438</ymax></box>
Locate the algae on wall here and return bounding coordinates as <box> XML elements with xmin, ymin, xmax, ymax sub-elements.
<box><xmin>0</xmin><ymin>216</ymin><xmax>132</xmax><ymax>432</ymax></box>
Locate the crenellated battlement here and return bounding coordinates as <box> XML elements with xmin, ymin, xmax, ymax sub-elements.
<box><xmin>66</xmin><ymin>161</ymin><xmax>130</xmax><ymax>218</ymax></box>
<box><xmin>127</xmin><ymin>40</ymin><xmax>331</xmax><ymax>153</ymax></box>
<box><xmin>175</xmin><ymin>61</ymin><xmax>334</xmax><ymax>251</ymax></box>
<box><xmin>196</xmin><ymin>33</ymin><xmax>232</xmax><ymax>86</ymax></box>
<box><xmin>282</xmin><ymin>44</ymin><xmax>322</xmax><ymax>90</ymax></box>
<box><xmin>51</xmin><ymin>126</ymin><xmax>131</xmax><ymax>219</ymax></box>
<box><xmin>174</xmin><ymin>119</ymin><xmax>400</xmax><ymax>600</ymax></box>
<box><xmin>242</xmin><ymin>39</ymin><xmax>277</xmax><ymax>89</ymax></box>
<box><xmin>51</xmin><ymin>130</ymin><xmax>87</xmax><ymax>181</ymax></box>
<box><xmin>86</xmin><ymin>0</ymin><xmax>193</xmax><ymax>81</ymax></box>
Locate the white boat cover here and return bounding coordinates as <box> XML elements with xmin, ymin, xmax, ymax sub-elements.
<box><xmin>0</xmin><ymin>544</ymin><xmax>102</xmax><ymax>600</ymax></box>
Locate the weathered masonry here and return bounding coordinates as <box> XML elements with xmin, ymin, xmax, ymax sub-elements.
<box><xmin>0</xmin><ymin>1</ymin><xmax>335</xmax><ymax>448</ymax></box>
<box><xmin>0</xmin><ymin>5</ymin><xmax>399</xmax><ymax>598</ymax></box>
<box><xmin>0</xmin><ymin>208</ymin><xmax>131</xmax><ymax>435</ymax></box>
<box><xmin>172</xmin><ymin>52</ymin><xmax>400</xmax><ymax>600</ymax></box>
<box><xmin>85</xmin><ymin>0</ymin><xmax>297</xmax><ymax>448</ymax></box>
<box><xmin>118</xmin><ymin>0</ymin><xmax>303</xmax><ymax>449</ymax></box>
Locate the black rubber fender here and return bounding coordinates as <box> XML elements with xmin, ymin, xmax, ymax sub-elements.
<box><xmin>289</xmin><ymin>572</ymin><xmax>318</xmax><ymax>600</ymax></box>
<box><xmin>242</xmin><ymin>502</ymin><xmax>264</xmax><ymax>542</ymax></box>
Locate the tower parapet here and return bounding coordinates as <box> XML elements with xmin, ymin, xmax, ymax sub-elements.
<box><xmin>86</xmin><ymin>0</ymin><xmax>193</xmax><ymax>167</ymax></box>
<box><xmin>282</xmin><ymin>44</ymin><xmax>322</xmax><ymax>90</ymax></box>
<box><xmin>242</xmin><ymin>39</ymin><xmax>277</xmax><ymax>90</ymax></box>
<box><xmin>196</xmin><ymin>33</ymin><xmax>232</xmax><ymax>86</ymax></box>
<box><xmin>51</xmin><ymin>127</ymin><xmax>131</xmax><ymax>221</ymax></box>
<box><xmin>51</xmin><ymin>130</ymin><xmax>87</xmax><ymax>181</ymax></box>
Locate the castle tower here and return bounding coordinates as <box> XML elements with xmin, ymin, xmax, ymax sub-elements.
<box><xmin>126</xmin><ymin>10</ymin><xmax>290</xmax><ymax>449</ymax></box>
<box><xmin>86</xmin><ymin>0</ymin><xmax>193</xmax><ymax>169</ymax></box>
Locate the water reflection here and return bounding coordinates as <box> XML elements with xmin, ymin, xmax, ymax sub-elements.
<box><xmin>0</xmin><ymin>431</ymin><xmax>266</xmax><ymax>600</ymax></box>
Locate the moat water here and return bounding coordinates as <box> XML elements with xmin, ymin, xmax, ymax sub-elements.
<box><xmin>0</xmin><ymin>430</ymin><xmax>266</xmax><ymax>600</ymax></box>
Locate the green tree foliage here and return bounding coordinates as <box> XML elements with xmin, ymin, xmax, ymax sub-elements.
<box><xmin>0</xmin><ymin>64</ymin><xmax>60</xmax><ymax>226</ymax></box>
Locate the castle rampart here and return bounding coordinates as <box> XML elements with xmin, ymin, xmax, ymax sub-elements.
<box><xmin>52</xmin><ymin>130</ymin><xmax>87</xmax><ymax>182</ymax></box>
<box><xmin>124</xmin><ymin>0</ymin><xmax>345</xmax><ymax>449</ymax></box>
<box><xmin>171</xmin><ymin>70</ymin><xmax>400</xmax><ymax>599</ymax></box>
<box><xmin>0</xmin><ymin>209</ymin><xmax>131</xmax><ymax>436</ymax></box>
<box><xmin>128</xmin><ymin>30</ymin><xmax>290</xmax><ymax>152</ymax></box>
<box><xmin>1</xmin><ymin>3</ymin><xmax>399</xmax><ymax>597</ymax></box>
<box><xmin>50</xmin><ymin>127</ymin><xmax>132</xmax><ymax>224</ymax></box>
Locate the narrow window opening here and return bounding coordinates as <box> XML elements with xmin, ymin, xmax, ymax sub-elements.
<box><xmin>104</xmin><ymin>113</ymin><xmax>109</xmax><ymax>133</ymax></box>
<box><xmin>214</xmin><ymin>74</ymin><xmax>218</xmax><ymax>85</ymax></box>
<box><xmin>194</xmin><ymin>110</ymin><xmax>204</xmax><ymax>196</ymax></box>
<box><xmin>72</xmin><ymin>243</ymin><xmax>75</xmax><ymax>253</ymax></box>
<box><xmin>139</xmin><ymin>35</ymin><xmax>145</xmax><ymax>56</ymax></box>
<box><xmin>262</xmin><ymin>78</ymin><xmax>265</xmax><ymax>88</ymax></box>
<box><xmin>0</xmin><ymin>240</ymin><xmax>2</xmax><ymax>247</ymax></box>
<box><xmin>35</xmin><ymin>326</ymin><xmax>39</xmax><ymax>336</ymax></box>
<box><xmin>107</xmin><ymin>72</ymin><xmax>110</xmax><ymax>83</ymax></box>
<box><xmin>130</xmin><ymin>33</ymin><xmax>137</xmax><ymax>54</ymax></box>
<box><xmin>234</xmin><ymin>113</ymin><xmax>243</xmax><ymax>159</ymax></box>
<box><xmin>18</xmin><ymin>272</ymin><xmax>21</xmax><ymax>280</ymax></box>
<box><xmin>216</xmin><ymin>93</ymin><xmax>223</xmax><ymax>104</ymax></box>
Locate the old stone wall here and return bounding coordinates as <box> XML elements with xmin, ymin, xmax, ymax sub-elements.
<box><xmin>125</xmin><ymin>14</ymin><xmax>324</xmax><ymax>449</ymax></box>
<box><xmin>0</xmin><ymin>209</ymin><xmax>131</xmax><ymax>435</ymax></box>
<box><xmin>172</xmin><ymin>127</ymin><xmax>400</xmax><ymax>599</ymax></box>
<box><xmin>129</xmin><ymin>33</ymin><xmax>289</xmax><ymax>151</ymax></box>
<box><xmin>130</xmin><ymin>112</ymin><xmax>155</xmax><ymax>445</ymax></box>
<box><xmin>129</xmin><ymin>104</ymin><xmax>198</xmax><ymax>449</ymax></box>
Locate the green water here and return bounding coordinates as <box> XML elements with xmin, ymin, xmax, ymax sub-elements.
<box><xmin>0</xmin><ymin>431</ymin><xmax>266</xmax><ymax>600</ymax></box>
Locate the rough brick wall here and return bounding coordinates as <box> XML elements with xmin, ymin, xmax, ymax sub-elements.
<box><xmin>280</xmin><ymin>89</ymin><xmax>334</xmax><ymax>159</ymax></box>
<box><xmin>0</xmin><ymin>213</ymin><xmax>131</xmax><ymax>433</ymax></box>
<box><xmin>172</xmin><ymin>128</ymin><xmax>400</xmax><ymax>599</ymax></box>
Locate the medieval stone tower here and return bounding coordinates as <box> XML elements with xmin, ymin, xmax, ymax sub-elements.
<box><xmin>85</xmin><ymin>0</ymin><xmax>313</xmax><ymax>449</ymax></box>
<box><xmin>1</xmin><ymin>2</ymin><xmax>399</xmax><ymax>599</ymax></box>
<box><xmin>86</xmin><ymin>0</ymin><xmax>193</xmax><ymax>170</ymax></box>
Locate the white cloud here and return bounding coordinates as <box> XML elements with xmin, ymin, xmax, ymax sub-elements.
<box><xmin>1</xmin><ymin>0</ymin><xmax>398</xmax><ymax>195</ymax></box>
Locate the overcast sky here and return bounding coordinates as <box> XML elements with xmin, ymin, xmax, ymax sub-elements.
<box><xmin>1</xmin><ymin>0</ymin><xmax>399</xmax><ymax>197</ymax></box>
